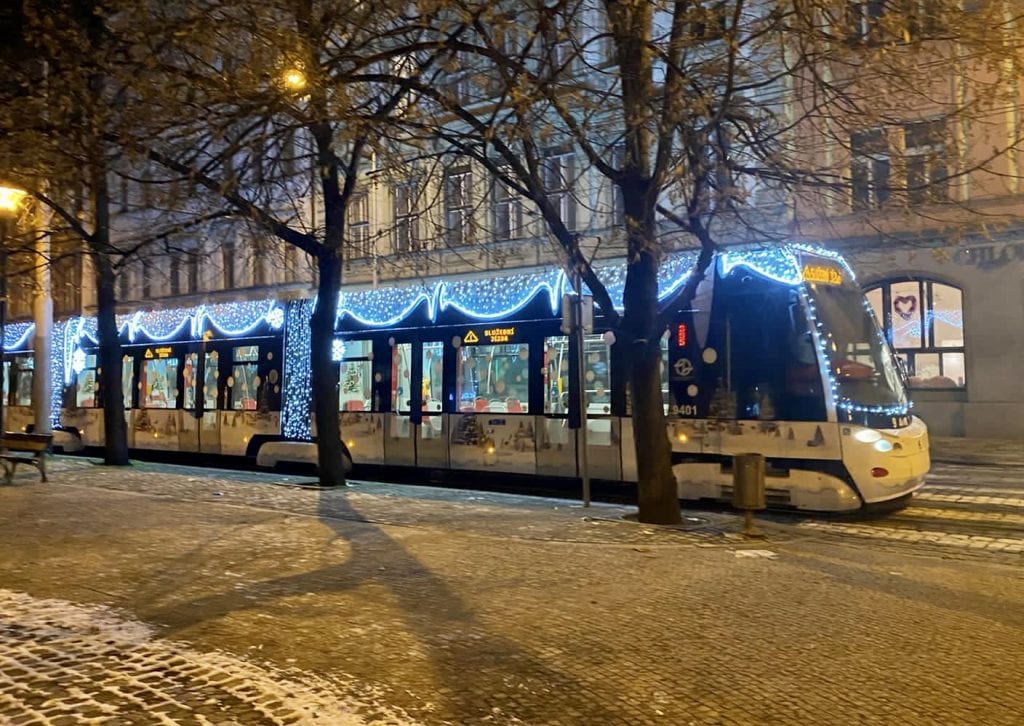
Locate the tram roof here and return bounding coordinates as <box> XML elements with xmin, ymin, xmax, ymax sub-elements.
<box><xmin>2</xmin><ymin>243</ymin><xmax>849</xmax><ymax>351</ymax></box>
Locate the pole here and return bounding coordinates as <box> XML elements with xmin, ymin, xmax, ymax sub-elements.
<box><xmin>32</xmin><ymin>211</ymin><xmax>52</xmax><ymax>436</ymax></box>
<box><xmin>574</xmin><ymin>279</ymin><xmax>590</xmax><ymax>508</ymax></box>
<box><xmin>0</xmin><ymin>218</ymin><xmax>7</xmax><ymax>435</ymax></box>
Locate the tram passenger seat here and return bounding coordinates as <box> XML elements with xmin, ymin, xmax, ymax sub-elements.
<box><xmin>474</xmin><ymin>397</ymin><xmax>489</xmax><ymax>412</ymax></box>
<box><xmin>345</xmin><ymin>400</ymin><xmax>365</xmax><ymax>411</ymax></box>
<box><xmin>506</xmin><ymin>398</ymin><xmax>523</xmax><ymax>413</ymax></box>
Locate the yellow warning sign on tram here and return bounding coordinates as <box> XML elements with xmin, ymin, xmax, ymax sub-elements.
<box><xmin>463</xmin><ymin>330</ymin><xmax>480</xmax><ymax>344</ymax></box>
<box><xmin>802</xmin><ymin>264</ymin><xmax>843</xmax><ymax>286</ymax></box>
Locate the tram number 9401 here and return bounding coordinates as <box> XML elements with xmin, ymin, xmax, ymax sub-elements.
<box><xmin>672</xmin><ymin>404</ymin><xmax>699</xmax><ymax>417</ymax></box>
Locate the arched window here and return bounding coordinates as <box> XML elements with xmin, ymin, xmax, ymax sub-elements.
<box><xmin>864</xmin><ymin>279</ymin><xmax>965</xmax><ymax>389</ymax></box>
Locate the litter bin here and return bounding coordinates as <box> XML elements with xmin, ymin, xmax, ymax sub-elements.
<box><xmin>733</xmin><ymin>453</ymin><xmax>766</xmax><ymax>536</ymax></box>
<box><xmin>732</xmin><ymin>453</ymin><xmax>766</xmax><ymax>510</ymax></box>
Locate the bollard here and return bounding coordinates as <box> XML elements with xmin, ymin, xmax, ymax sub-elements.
<box><xmin>732</xmin><ymin>453</ymin><xmax>766</xmax><ymax>536</ymax></box>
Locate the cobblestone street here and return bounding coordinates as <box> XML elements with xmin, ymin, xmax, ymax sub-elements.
<box><xmin>0</xmin><ymin>453</ymin><xmax>1022</xmax><ymax>725</ymax></box>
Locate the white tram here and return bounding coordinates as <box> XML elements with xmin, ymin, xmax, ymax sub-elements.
<box><xmin>2</xmin><ymin>245</ymin><xmax>927</xmax><ymax>511</ymax></box>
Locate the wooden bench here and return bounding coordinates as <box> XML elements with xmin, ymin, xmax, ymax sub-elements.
<box><xmin>0</xmin><ymin>432</ymin><xmax>53</xmax><ymax>484</ymax></box>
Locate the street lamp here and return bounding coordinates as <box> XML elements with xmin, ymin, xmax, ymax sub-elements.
<box><xmin>0</xmin><ymin>184</ymin><xmax>28</xmax><ymax>434</ymax></box>
<box><xmin>282</xmin><ymin>67</ymin><xmax>307</xmax><ymax>92</ymax></box>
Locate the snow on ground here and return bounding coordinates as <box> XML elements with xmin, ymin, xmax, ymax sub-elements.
<box><xmin>0</xmin><ymin>589</ymin><xmax>418</xmax><ymax>725</ymax></box>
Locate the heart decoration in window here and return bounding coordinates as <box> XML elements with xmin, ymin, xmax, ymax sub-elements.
<box><xmin>893</xmin><ymin>295</ymin><xmax>917</xmax><ymax>320</ymax></box>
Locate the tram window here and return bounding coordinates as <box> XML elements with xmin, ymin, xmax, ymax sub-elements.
<box><xmin>2</xmin><ymin>361</ymin><xmax>8</xmax><ymax>405</ymax></box>
<box><xmin>392</xmin><ymin>342</ymin><xmax>413</xmax><ymax>413</ymax></box>
<box><xmin>13</xmin><ymin>356</ymin><xmax>33</xmax><ymax>407</ymax></box>
<box><xmin>457</xmin><ymin>343</ymin><xmax>529</xmax><ymax>413</ymax></box>
<box><xmin>543</xmin><ymin>337</ymin><xmax>570</xmax><ymax>414</ymax></box>
<box><xmin>183</xmin><ymin>353</ymin><xmax>198</xmax><ymax>409</ymax></box>
<box><xmin>229</xmin><ymin>346</ymin><xmax>259</xmax><ymax>411</ymax></box>
<box><xmin>122</xmin><ymin>356</ymin><xmax>134</xmax><ymax>409</ymax></box>
<box><xmin>422</xmin><ymin>342</ymin><xmax>443</xmax><ymax>413</ymax></box>
<box><xmin>76</xmin><ymin>354</ymin><xmax>99</xmax><ymax>408</ymax></box>
<box><xmin>339</xmin><ymin>339</ymin><xmax>373</xmax><ymax>412</ymax></box>
<box><xmin>141</xmin><ymin>358</ymin><xmax>179</xmax><ymax>408</ymax></box>
<box><xmin>234</xmin><ymin>345</ymin><xmax>259</xmax><ymax>362</ymax></box>
<box><xmin>204</xmin><ymin>351</ymin><xmax>219</xmax><ymax>409</ymax></box>
<box><xmin>543</xmin><ymin>335</ymin><xmax>611</xmax><ymax>415</ymax></box>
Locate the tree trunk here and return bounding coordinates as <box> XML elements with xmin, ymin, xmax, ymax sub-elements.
<box><xmin>623</xmin><ymin>249</ymin><xmax>680</xmax><ymax>525</ymax></box>
<box><xmin>94</xmin><ymin>253</ymin><xmax>129</xmax><ymax>466</ymax></box>
<box><xmin>310</xmin><ymin>249</ymin><xmax>346</xmax><ymax>486</ymax></box>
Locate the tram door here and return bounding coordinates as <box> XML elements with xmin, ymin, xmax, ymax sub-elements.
<box><xmin>196</xmin><ymin>346</ymin><xmax>223</xmax><ymax>454</ymax></box>
<box><xmin>385</xmin><ymin>337</ymin><xmax>449</xmax><ymax>468</ymax></box>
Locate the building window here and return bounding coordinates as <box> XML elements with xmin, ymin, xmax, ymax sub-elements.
<box><xmin>393</xmin><ymin>182</ymin><xmax>420</xmax><ymax>253</ymax></box>
<box><xmin>865</xmin><ymin>279</ymin><xmax>965</xmax><ymax>388</ymax></box>
<box><xmin>222</xmin><ymin>242</ymin><xmax>236</xmax><ymax>288</ymax></box>
<box><xmin>610</xmin><ymin>144</ymin><xmax>625</xmax><ymax>228</ymax></box>
<box><xmin>545</xmin><ymin>8</ymin><xmax>579</xmax><ymax>73</ymax></box>
<box><xmin>851</xmin><ymin>120</ymin><xmax>948</xmax><ymax>211</ymax></box>
<box><xmin>187</xmin><ymin>252</ymin><xmax>200</xmax><ymax>293</ymax></box>
<box><xmin>904</xmin><ymin>118</ymin><xmax>948</xmax><ymax>205</ymax></box>
<box><xmin>543</xmin><ymin>147</ymin><xmax>576</xmax><ymax>231</ymax></box>
<box><xmin>440</xmin><ymin>50</ymin><xmax>474</xmax><ymax>104</ymax></box>
<box><xmin>349</xmin><ymin>191</ymin><xmax>371</xmax><ymax>258</ymax></box>
<box><xmin>444</xmin><ymin>166</ymin><xmax>473</xmax><ymax>246</ymax></box>
<box><xmin>845</xmin><ymin>1</ymin><xmax>942</xmax><ymax>43</ymax></box>
<box><xmin>169</xmin><ymin>256</ymin><xmax>181</xmax><ymax>296</ymax></box>
<box><xmin>851</xmin><ymin>128</ymin><xmax>890</xmax><ymax>210</ymax></box>
<box><xmin>492</xmin><ymin>175</ymin><xmax>523</xmax><ymax>241</ymax></box>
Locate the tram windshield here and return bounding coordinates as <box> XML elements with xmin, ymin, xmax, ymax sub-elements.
<box><xmin>805</xmin><ymin>281</ymin><xmax>907</xmax><ymax>409</ymax></box>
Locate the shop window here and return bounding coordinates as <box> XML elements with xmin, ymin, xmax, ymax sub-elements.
<box><xmin>141</xmin><ymin>358</ymin><xmax>179</xmax><ymax>408</ymax></box>
<box><xmin>76</xmin><ymin>354</ymin><xmax>98</xmax><ymax>408</ymax></box>
<box><xmin>456</xmin><ymin>343</ymin><xmax>529</xmax><ymax>413</ymax></box>
<box><xmin>865</xmin><ymin>279</ymin><xmax>965</xmax><ymax>388</ymax></box>
<box><xmin>339</xmin><ymin>339</ymin><xmax>374</xmax><ymax>412</ymax></box>
<box><xmin>229</xmin><ymin>345</ymin><xmax>259</xmax><ymax>410</ymax></box>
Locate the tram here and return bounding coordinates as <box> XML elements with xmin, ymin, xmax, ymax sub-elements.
<box><xmin>1</xmin><ymin>244</ymin><xmax>928</xmax><ymax>511</ymax></box>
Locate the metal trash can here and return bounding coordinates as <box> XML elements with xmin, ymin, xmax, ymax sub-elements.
<box><xmin>732</xmin><ymin>453</ymin><xmax>766</xmax><ymax>511</ymax></box>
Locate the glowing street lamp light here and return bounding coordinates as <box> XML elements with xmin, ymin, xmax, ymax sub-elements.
<box><xmin>282</xmin><ymin>67</ymin><xmax>307</xmax><ymax>92</ymax></box>
<box><xmin>0</xmin><ymin>185</ymin><xmax>27</xmax><ymax>216</ymax></box>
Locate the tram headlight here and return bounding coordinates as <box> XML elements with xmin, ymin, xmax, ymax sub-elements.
<box><xmin>873</xmin><ymin>439</ymin><xmax>893</xmax><ymax>453</ymax></box>
<box><xmin>854</xmin><ymin>428</ymin><xmax>882</xmax><ymax>443</ymax></box>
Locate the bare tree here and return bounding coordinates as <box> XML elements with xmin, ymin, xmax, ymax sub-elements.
<box><xmin>367</xmin><ymin>0</ymin><xmax>1024</xmax><ymax>523</ymax></box>
<box><xmin>135</xmin><ymin>0</ymin><xmax>473</xmax><ymax>485</ymax></box>
<box><xmin>0</xmin><ymin>1</ymin><xmax>169</xmax><ymax>465</ymax></box>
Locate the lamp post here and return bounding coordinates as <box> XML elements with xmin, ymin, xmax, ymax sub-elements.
<box><xmin>0</xmin><ymin>185</ymin><xmax>28</xmax><ymax>435</ymax></box>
